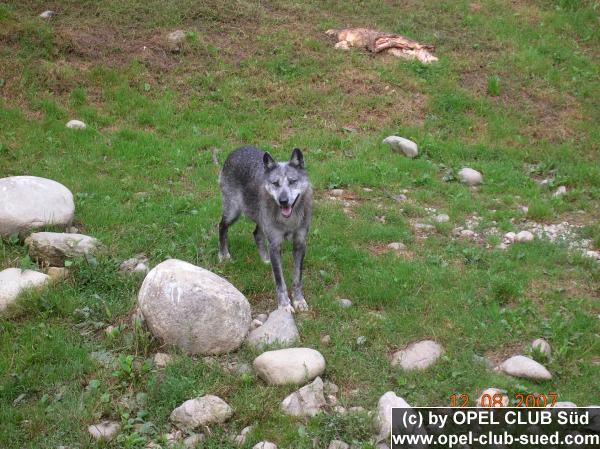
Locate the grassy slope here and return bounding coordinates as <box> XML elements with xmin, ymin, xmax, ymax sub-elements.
<box><xmin>1</xmin><ymin>0</ymin><xmax>599</xmax><ymax>448</ymax></box>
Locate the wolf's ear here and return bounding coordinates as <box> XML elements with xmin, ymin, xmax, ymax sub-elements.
<box><xmin>263</xmin><ymin>152</ymin><xmax>277</xmax><ymax>171</ymax></box>
<box><xmin>289</xmin><ymin>148</ymin><xmax>304</xmax><ymax>169</ymax></box>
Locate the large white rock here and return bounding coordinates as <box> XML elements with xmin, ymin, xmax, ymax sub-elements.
<box><xmin>253</xmin><ymin>348</ymin><xmax>326</xmax><ymax>385</ymax></box>
<box><xmin>0</xmin><ymin>176</ymin><xmax>74</xmax><ymax>237</ymax></box>
<box><xmin>170</xmin><ymin>395</ymin><xmax>233</xmax><ymax>430</ymax></box>
<box><xmin>281</xmin><ymin>377</ymin><xmax>326</xmax><ymax>417</ymax></box>
<box><xmin>66</xmin><ymin>119</ymin><xmax>86</xmax><ymax>129</ymax></box>
<box><xmin>375</xmin><ymin>392</ymin><xmax>411</xmax><ymax>442</ymax></box>
<box><xmin>0</xmin><ymin>268</ymin><xmax>49</xmax><ymax>312</ymax></box>
<box><xmin>458</xmin><ymin>167</ymin><xmax>483</xmax><ymax>186</ymax></box>
<box><xmin>391</xmin><ymin>340</ymin><xmax>443</xmax><ymax>371</ymax></box>
<box><xmin>246</xmin><ymin>309</ymin><xmax>299</xmax><ymax>349</ymax></box>
<box><xmin>25</xmin><ymin>232</ymin><xmax>100</xmax><ymax>266</ymax></box>
<box><xmin>497</xmin><ymin>355</ymin><xmax>552</xmax><ymax>380</ymax></box>
<box><xmin>382</xmin><ymin>136</ymin><xmax>418</xmax><ymax>158</ymax></box>
<box><xmin>138</xmin><ymin>259</ymin><xmax>251</xmax><ymax>355</ymax></box>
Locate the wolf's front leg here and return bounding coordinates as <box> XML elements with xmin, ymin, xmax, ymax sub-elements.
<box><xmin>268</xmin><ymin>240</ymin><xmax>294</xmax><ymax>313</ymax></box>
<box><xmin>291</xmin><ymin>232</ymin><xmax>308</xmax><ymax>312</ymax></box>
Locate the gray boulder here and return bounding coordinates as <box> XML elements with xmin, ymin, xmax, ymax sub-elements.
<box><xmin>138</xmin><ymin>259</ymin><xmax>251</xmax><ymax>355</ymax></box>
<box><xmin>246</xmin><ymin>308</ymin><xmax>299</xmax><ymax>349</ymax></box>
<box><xmin>25</xmin><ymin>232</ymin><xmax>100</xmax><ymax>266</ymax></box>
<box><xmin>0</xmin><ymin>176</ymin><xmax>74</xmax><ymax>237</ymax></box>
<box><xmin>88</xmin><ymin>421</ymin><xmax>120</xmax><ymax>441</ymax></box>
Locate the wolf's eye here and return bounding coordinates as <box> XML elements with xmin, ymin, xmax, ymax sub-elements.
<box><xmin>272</xmin><ymin>180</ymin><xmax>280</xmax><ymax>187</ymax></box>
<box><xmin>288</xmin><ymin>179</ymin><xmax>297</xmax><ymax>185</ymax></box>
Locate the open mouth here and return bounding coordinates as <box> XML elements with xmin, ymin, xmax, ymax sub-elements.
<box><xmin>280</xmin><ymin>205</ymin><xmax>293</xmax><ymax>218</ymax></box>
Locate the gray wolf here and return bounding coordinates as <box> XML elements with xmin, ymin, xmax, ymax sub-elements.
<box><xmin>218</xmin><ymin>146</ymin><xmax>312</xmax><ymax>312</ymax></box>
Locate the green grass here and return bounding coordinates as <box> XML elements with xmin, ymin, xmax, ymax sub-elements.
<box><xmin>1</xmin><ymin>1</ymin><xmax>599</xmax><ymax>448</ymax></box>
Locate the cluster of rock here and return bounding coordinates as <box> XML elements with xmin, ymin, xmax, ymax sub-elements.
<box><xmin>0</xmin><ymin>176</ymin><xmax>100</xmax><ymax>311</ymax></box>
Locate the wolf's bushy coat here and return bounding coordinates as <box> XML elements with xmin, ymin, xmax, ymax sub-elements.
<box><xmin>218</xmin><ymin>146</ymin><xmax>312</xmax><ymax>311</ymax></box>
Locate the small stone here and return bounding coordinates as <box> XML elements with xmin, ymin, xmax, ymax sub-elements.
<box><xmin>348</xmin><ymin>406</ymin><xmax>366</xmax><ymax>413</ymax></box>
<box><xmin>47</xmin><ymin>267</ymin><xmax>69</xmax><ymax>282</ymax></box>
<box><xmin>0</xmin><ymin>268</ymin><xmax>49</xmax><ymax>312</ymax></box>
<box><xmin>253</xmin><ymin>347</ymin><xmax>325</xmax><ymax>385</ymax></box>
<box><xmin>39</xmin><ymin>10</ymin><xmax>56</xmax><ymax>19</ymax></box>
<box><xmin>476</xmin><ymin>388</ymin><xmax>509</xmax><ymax>407</ymax></box>
<box><xmin>393</xmin><ymin>194</ymin><xmax>407</xmax><ymax>202</ymax></box>
<box><xmin>167</xmin><ymin>30</ymin><xmax>186</xmax><ymax>51</ymax></box>
<box><xmin>515</xmin><ymin>230</ymin><xmax>534</xmax><ymax>242</ymax></box>
<box><xmin>328</xmin><ymin>440</ymin><xmax>350</xmax><ymax>449</ymax></box>
<box><xmin>252</xmin><ymin>442</ymin><xmax>277</xmax><ymax>449</ymax></box>
<box><xmin>531</xmin><ymin>338</ymin><xmax>551</xmax><ymax>357</ymax></box>
<box><xmin>25</xmin><ymin>232</ymin><xmax>101</xmax><ymax>267</ymax></box>
<box><xmin>342</xmin><ymin>126</ymin><xmax>357</xmax><ymax>133</ymax></box>
<box><xmin>104</xmin><ymin>325</ymin><xmax>115</xmax><ymax>336</ymax></box>
<box><xmin>503</xmin><ymin>232</ymin><xmax>516</xmax><ymax>243</ymax></box>
<box><xmin>250</xmin><ymin>319</ymin><xmax>264</xmax><ymax>331</ymax></box>
<box><xmin>170</xmin><ymin>395</ymin><xmax>233</xmax><ymax>430</ymax></box>
<box><xmin>553</xmin><ymin>186</ymin><xmax>567</xmax><ymax>197</ymax></box>
<box><xmin>460</xmin><ymin>229</ymin><xmax>477</xmax><ymax>239</ymax></box>
<box><xmin>153</xmin><ymin>352</ymin><xmax>173</xmax><ymax>368</ymax></box>
<box><xmin>458</xmin><ymin>167</ymin><xmax>483</xmax><ymax>186</ymax></box>
<box><xmin>232</xmin><ymin>425</ymin><xmax>253</xmax><ymax>446</ymax></box>
<box><xmin>281</xmin><ymin>376</ymin><xmax>326</xmax><ymax>417</ymax></box>
<box><xmin>330</xmin><ymin>189</ymin><xmax>344</xmax><ymax>197</ymax></box>
<box><xmin>356</xmin><ymin>336</ymin><xmax>367</xmax><ymax>345</ymax></box>
<box><xmin>497</xmin><ymin>355</ymin><xmax>552</xmax><ymax>380</ymax></box>
<box><xmin>88</xmin><ymin>421</ymin><xmax>120</xmax><ymax>441</ymax></box>
<box><xmin>183</xmin><ymin>433</ymin><xmax>205</xmax><ymax>448</ymax></box>
<box><xmin>246</xmin><ymin>308</ymin><xmax>299</xmax><ymax>350</ymax></box>
<box><xmin>320</xmin><ymin>334</ymin><xmax>331</xmax><ymax>345</ymax></box>
<box><xmin>362</xmin><ymin>187</ymin><xmax>373</xmax><ymax>192</ymax></box>
<box><xmin>413</xmin><ymin>223</ymin><xmax>434</xmax><ymax>232</ymax></box>
<box><xmin>119</xmin><ymin>254</ymin><xmax>149</xmax><ymax>274</ymax></box>
<box><xmin>66</xmin><ymin>119</ymin><xmax>86</xmax><ymax>129</ymax></box>
<box><xmin>382</xmin><ymin>136</ymin><xmax>418</xmax><ymax>158</ymax></box>
<box><xmin>387</xmin><ymin>242</ymin><xmax>406</xmax><ymax>251</ymax></box>
<box><xmin>333</xmin><ymin>405</ymin><xmax>347</xmax><ymax>414</ymax></box>
<box><xmin>433</xmin><ymin>213</ymin><xmax>450</xmax><ymax>223</ymax></box>
<box><xmin>391</xmin><ymin>340</ymin><xmax>444</xmax><ymax>371</ymax></box>
<box><xmin>337</xmin><ymin>298</ymin><xmax>352</xmax><ymax>308</ymax></box>
<box><xmin>326</xmin><ymin>394</ymin><xmax>338</xmax><ymax>405</ymax></box>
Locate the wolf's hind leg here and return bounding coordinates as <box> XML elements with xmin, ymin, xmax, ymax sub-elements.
<box><xmin>253</xmin><ymin>225</ymin><xmax>270</xmax><ymax>264</ymax></box>
<box><xmin>218</xmin><ymin>211</ymin><xmax>239</xmax><ymax>262</ymax></box>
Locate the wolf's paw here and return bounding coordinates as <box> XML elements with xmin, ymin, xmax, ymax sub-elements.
<box><xmin>292</xmin><ymin>298</ymin><xmax>309</xmax><ymax>312</ymax></box>
<box><xmin>278</xmin><ymin>303</ymin><xmax>295</xmax><ymax>314</ymax></box>
<box><xmin>260</xmin><ymin>256</ymin><xmax>271</xmax><ymax>265</ymax></box>
<box><xmin>218</xmin><ymin>252</ymin><xmax>231</xmax><ymax>263</ymax></box>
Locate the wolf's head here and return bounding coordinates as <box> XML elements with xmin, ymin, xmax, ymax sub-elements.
<box><xmin>263</xmin><ymin>148</ymin><xmax>310</xmax><ymax>218</ymax></box>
